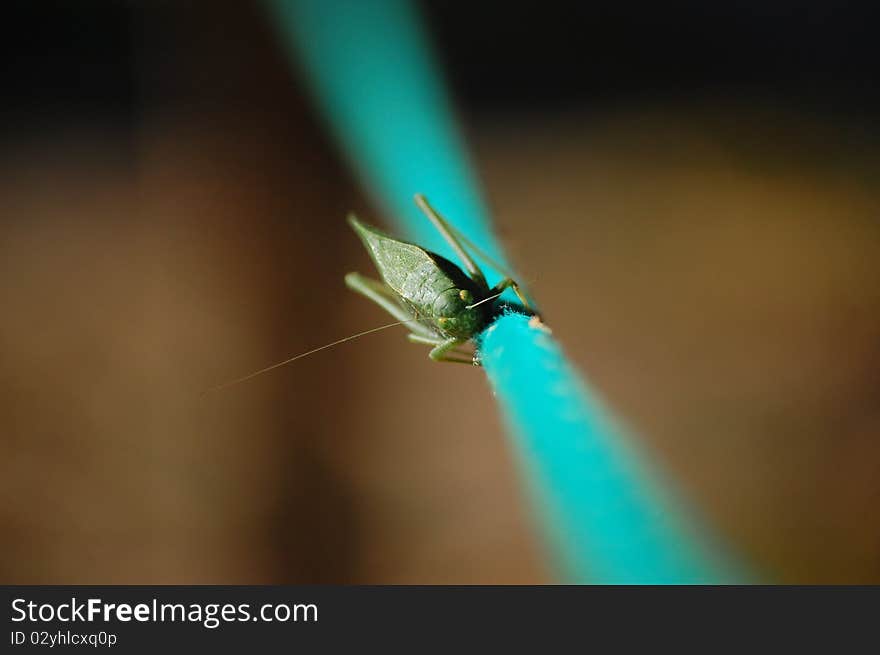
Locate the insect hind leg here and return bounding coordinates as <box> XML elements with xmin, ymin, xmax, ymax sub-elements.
<box><xmin>414</xmin><ymin>194</ymin><xmax>488</xmax><ymax>292</ymax></box>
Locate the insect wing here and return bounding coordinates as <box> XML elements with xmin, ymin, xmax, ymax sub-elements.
<box><xmin>348</xmin><ymin>215</ymin><xmax>439</xmax><ymax>293</ymax></box>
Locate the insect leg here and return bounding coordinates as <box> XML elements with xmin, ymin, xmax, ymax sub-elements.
<box><xmin>426</xmin><ymin>337</ymin><xmax>474</xmax><ymax>364</ymax></box>
<box><xmin>414</xmin><ymin>194</ymin><xmax>489</xmax><ymax>291</ymax></box>
<box><xmin>345</xmin><ymin>272</ymin><xmax>435</xmax><ymax>337</ymax></box>
<box><xmin>432</xmin><ymin>354</ymin><xmax>476</xmax><ymax>364</ymax></box>
<box><xmin>488</xmin><ymin>277</ymin><xmax>531</xmax><ymax>311</ymax></box>
<box><xmin>407</xmin><ymin>334</ymin><xmax>445</xmax><ymax>346</ymax></box>
<box><xmin>407</xmin><ymin>333</ymin><xmax>473</xmax><ymax>357</ymax></box>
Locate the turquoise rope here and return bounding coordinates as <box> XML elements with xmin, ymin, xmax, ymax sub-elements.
<box><xmin>266</xmin><ymin>0</ymin><xmax>510</xmax><ymax>288</ymax></box>
<box><xmin>480</xmin><ymin>313</ymin><xmax>746</xmax><ymax>583</ymax></box>
<box><xmin>267</xmin><ymin>0</ymin><xmax>750</xmax><ymax>583</ymax></box>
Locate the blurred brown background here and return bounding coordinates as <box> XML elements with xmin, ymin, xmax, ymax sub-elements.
<box><xmin>2</xmin><ymin>2</ymin><xmax>879</xmax><ymax>583</ymax></box>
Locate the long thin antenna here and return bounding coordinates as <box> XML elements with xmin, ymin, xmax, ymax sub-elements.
<box><xmin>203</xmin><ymin>318</ymin><xmax>425</xmax><ymax>395</ymax></box>
<box><xmin>466</xmin><ymin>290</ymin><xmax>504</xmax><ymax>309</ymax></box>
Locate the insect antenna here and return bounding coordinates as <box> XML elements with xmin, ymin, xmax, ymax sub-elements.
<box><xmin>203</xmin><ymin>317</ymin><xmax>429</xmax><ymax>395</ymax></box>
<box><xmin>466</xmin><ymin>290</ymin><xmax>505</xmax><ymax>309</ymax></box>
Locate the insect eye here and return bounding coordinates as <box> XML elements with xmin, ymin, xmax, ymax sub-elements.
<box><xmin>459</xmin><ymin>289</ymin><xmax>473</xmax><ymax>303</ymax></box>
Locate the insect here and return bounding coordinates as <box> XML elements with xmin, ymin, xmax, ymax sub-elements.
<box><xmin>204</xmin><ymin>194</ymin><xmax>528</xmax><ymax>393</ymax></box>
<box><xmin>345</xmin><ymin>194</ymin><xmax>529</xmax><ymax>364</ymax></box>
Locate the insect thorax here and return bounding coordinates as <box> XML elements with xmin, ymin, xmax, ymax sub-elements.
<box><xmin>392</xmin><ymin>265</ymin><xmax>488</xmax><ymax>339</ymax></box>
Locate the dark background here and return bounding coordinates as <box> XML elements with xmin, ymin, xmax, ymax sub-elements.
<box><xmin>6</xmin><ymin>2</ymin><xmax>880</xmax><ymax>122</ymax></box>
<box><xmin>2</xmin><ymin>1</ymin><xmax>879</xmax><ymax>583</ymax></box>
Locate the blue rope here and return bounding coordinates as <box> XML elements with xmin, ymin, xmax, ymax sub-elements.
<box><xmin>267</xmin><ymin>0</ymin><xmax>750</xmax><ymax>583</ymax></box>
<box><xmin>480</xmin><ymin>312</ymin><xmax>747</xmax><ymax>583</ymax></box>
<box><xmin>265</xmin><ymin>0</ymin><xmax>510</xmax><ymax>288</ymax></box>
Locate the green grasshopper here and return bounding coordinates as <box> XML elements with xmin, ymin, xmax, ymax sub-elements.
<box><xmin>205</xmin><ymin>195</ymin><xmax>528</xmax><ymax>392</ymax></box>
<box><xmin>345</xmin><ymin>194</ymin><xmax>529</xmax><ymax>364</ymax></box>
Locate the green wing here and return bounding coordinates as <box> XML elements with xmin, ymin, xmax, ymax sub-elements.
<box><xmin>348</xmin><ymin>214</ymin><xmax>472</xmax><ymax>296</ymax></box>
